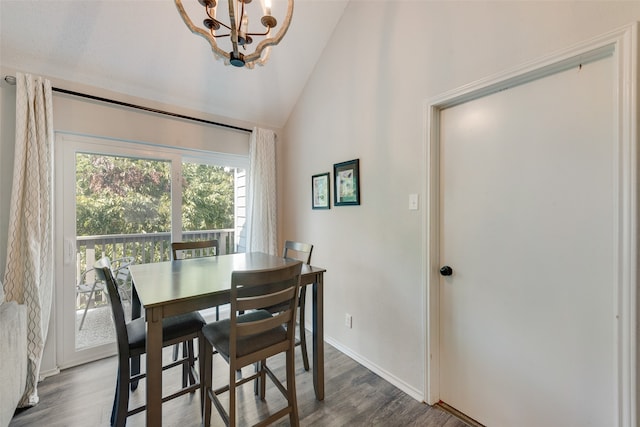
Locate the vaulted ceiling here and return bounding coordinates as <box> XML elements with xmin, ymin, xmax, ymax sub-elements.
<box><xmin>0</xmin><ymin>0</ymin><xmax>348</xmax><ymax>129</ymax></box>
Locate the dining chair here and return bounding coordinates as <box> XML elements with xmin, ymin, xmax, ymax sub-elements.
<box><xmin>94</xmin><ymin>257</ymin><xmax>206</xmax><ymax>427</ymax></box>
<box><xmin>276</xmin><ymin>240</ymin><xmax>313</xmax><ymax>371</ymax></box>
<box><xmin>200</xmin><ymin>261</ymin><xmax>303</xmax><ymax>427</ymax></box>
<box><xmin>171</xmin><ymin>239</ymin><xmax>219</xmax><ymax>260</ymax></box>
<box><xmin>171</xmin><ymin>239</ymin><xmax>220</xmax><ymax>319</ymax></box>
<box><xmin>77</xmin><ymin>256</ymin><xmax>134</xmax><ymax>331</ymax></box>
<box><xmin>171</xmin><ymin>239</ymin><xmax>221</xmax><ymax>385</ymax></box>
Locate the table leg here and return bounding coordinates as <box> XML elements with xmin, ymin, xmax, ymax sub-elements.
<box><xmin>131</xmin><ymin>285</ymin><xmax>141</xmax><ymax>386</ymax></box>
<box><xmin>146</xmin><ymin>307</ymin><xmax>163</xmax><ymax>426</ymax></box>
<box><xmin>312</xmin><ymin>273</ymin><xmax>325</xmax><ymax>400</ymax></box>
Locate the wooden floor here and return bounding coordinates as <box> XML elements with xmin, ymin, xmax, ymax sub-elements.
<box><xmin>10</xmin><ymin>336</ymin><xmax>469</xmax><ymax>427</ymax></box>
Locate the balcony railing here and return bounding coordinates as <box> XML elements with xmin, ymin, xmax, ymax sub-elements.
<box><xmin>74</xmin><ymin>229</ymin><xmax>236</xmax><ymax>318</ymax></box>
<box><xmin>76</xmin><ymin>229</ymin><xmax>236</xmax><ymax>274</ymax></box>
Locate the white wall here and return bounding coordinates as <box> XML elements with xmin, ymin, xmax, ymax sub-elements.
<box><xmin>281</xmin><ymin>1</ymin><xmax>640</xmax><ymax>400</ymax></box>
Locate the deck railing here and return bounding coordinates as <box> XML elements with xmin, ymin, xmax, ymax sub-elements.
<box><xmin>76</xmin><ymin>229</ymin><xmax>236</xmax><ymax>273</ymax></box>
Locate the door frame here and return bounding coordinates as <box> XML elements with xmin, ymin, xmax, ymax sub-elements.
<box><xmin>423</xmin><ymin>23</ymin><xmax>637</xmax><ymax>426</ymax></box>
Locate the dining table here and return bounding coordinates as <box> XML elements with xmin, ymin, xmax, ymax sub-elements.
<box><xmin>129</xmin><ymin>251</ymin><xmax>326</xmax><ymax>426</ymax></box>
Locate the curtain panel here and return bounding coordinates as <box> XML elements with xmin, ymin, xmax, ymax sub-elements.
<box><xmin>3</xmin><ymin>72</ymin><xmax>54</xmax><ymax>407</ymax></box>
<box><xmin>247</xmin><ymin>127</ymin><xmax>278</xmax><ymax>255</ymax></box>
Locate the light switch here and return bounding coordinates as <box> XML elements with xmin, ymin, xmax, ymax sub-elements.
<box><xmin>409</xmin><ymin>194</ymin><xmax>419</xmax><ymax>210</ymax></box>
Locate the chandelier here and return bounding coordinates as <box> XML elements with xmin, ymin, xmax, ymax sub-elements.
<box><xmin>175</xmin><ymin>0</ymin><xmax>293</xmax><ymax>68</ymax></box>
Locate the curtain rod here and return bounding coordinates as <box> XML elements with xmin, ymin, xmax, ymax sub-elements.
<box><xmin>3</xmin><ymin>75</ymin><xmax>252</xmax><ymax>134</ymax></box>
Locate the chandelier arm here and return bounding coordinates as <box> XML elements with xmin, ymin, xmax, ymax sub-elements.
<box><xmin>215</xmin><ymin>21</ymin><xmax>232</xmax><ymax>31</ymax></box>
<box><xmin>175</xmin><ymin>0</ymin><xmax>231</xmax><ymax>62</ymax></box>
<box><xmin>242</xmin><ymin>0</ymin><xmax>293</xmax><ymax>64</ymax></box>
<box><xmin>206</xmin><ymin>12</ymin><xmax>231</xmax><ymax>31</ymax></box>
<box><xmin>204</xmin><ymin>8</ymin><xmax>230</xmax><ymax>30</ymax></box>
<box><xmin>247</xmin><ymin>30</ymin><xmax>271</xmax><ymax>37</ymax></box>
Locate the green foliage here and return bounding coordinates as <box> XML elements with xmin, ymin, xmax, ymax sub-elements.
<box><xmin>181</xmin><ymin>163</ymin><xmax>235</xmax><ymax>230</ymax></box>
<box><xmin>76</xmin><ymin>154</ymin><xmax>235</xmax><ymax>236</ymax></box>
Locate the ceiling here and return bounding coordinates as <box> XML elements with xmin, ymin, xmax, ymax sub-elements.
<box><xmin>0</xmin><ymin>0</ymin><xmax>348</xmax><ymax>129</ymax></box>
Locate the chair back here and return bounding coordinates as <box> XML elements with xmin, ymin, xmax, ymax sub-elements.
<box><xmin>111</xmin><ymin>256</ymin><xmax>134</xmax><ymax>285</ymax></box>
<box><xmin>230</xmin><ymin>262</ymin><xmax>302</xmax><ymax>366</ymax></box>
<box><xmin>171</xmin><ymin>239</ymin><xmax>219</xmax><ymax>260</ymax></box>
<box><xmin>94</xmin><ymin>257</ymin><xmax>130</xmax><ymax>358</ymax></box>
<box><xmin>282</xmin><ymin>240</ymin><xmax>313</xmax><ymax>265</ymax></box>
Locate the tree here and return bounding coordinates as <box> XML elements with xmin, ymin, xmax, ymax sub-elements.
<box><xmin>76</xmin><ymin>154</ymin><xmax>236</xmax><ymax>236</ymax></box>
<box><xmin>181</xmin><ymin>163</ymin><xmax>235</xmax><ymax>230</ymax></box>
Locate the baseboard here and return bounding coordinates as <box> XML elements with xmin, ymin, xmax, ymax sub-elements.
<box><xmin>39</xmin><ymin>367</ymin><xmax>60</xmax><ymax>381</ymax></box>
<box><xmin>323</xmin><ymin>335</ymin><xmax>424</xmax><ymax>402</ymax></box>
<box><xmin>437</xmin><ymin>402</ymin><xmax>484</xmax><ymax>427</ymax></box>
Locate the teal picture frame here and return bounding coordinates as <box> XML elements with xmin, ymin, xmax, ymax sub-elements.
<box><xmin>334</xmin><ymin>159</ymin><xmax>360</xmax><ymax>206</ymax></box>
<box><xmin>312</xmin><ymin>172</ymin><xmax>330</xmax><ymax>209</ymax></box>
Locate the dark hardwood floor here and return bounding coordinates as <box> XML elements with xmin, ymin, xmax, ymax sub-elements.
<box><xmin>10</xmin><ymin>336</ymin><xmax>469</xmax><ymax>426</ymax></box>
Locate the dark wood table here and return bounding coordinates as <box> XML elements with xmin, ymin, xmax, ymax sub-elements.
<box><xmin>129</xmin><ymin>252</ymin><xmax>326</xmax><ymax>426</ymax></box>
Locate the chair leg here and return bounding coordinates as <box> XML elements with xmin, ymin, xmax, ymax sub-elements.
<box><xmin>202</xmin><ymin>340</ymin><xmax>213</xmax><ymax>427</ymax></box>
<box><xmin>181</xmin><ymin>342</ymin><xmax>188</xmax><ymax>388</ymax></box>
<box><xmin>186</xmin><ymin>340</ymin><xmax>197</xmax><ymax>389</ymax></box>
<box><xmin>259</xmin><ymin>360</ymin><xmax>267</xmax><ymax>400</ymax></box>
<box><xmin>173</xmin><ymin>343</ymin><xmax>180</xmax><ymax>362</ymax></box>
<box><xmin>215</xmin><ymin>305</ymin><xmax>219</xmax><ymax>321</ymax></box>
<box><xmin>199</xmin><ymin>332</ymin><xmax>206</xmax><ymax>415</ymax></box>
<box><xmin>286</xmin><ymin>349</ymin><xmax>300</xmax><ymax>427</ymax></box>
<box><xmin>79</xmin><ymin>301</ymin><xmax>91</xmax><ymax>331</ymax></box>
<box><xmin>110</xmin><ymin>375</ymin><xmax>119</xmax><ymax>426</ymax></box>
<box><xmin>130</xmin><ymin>357</ymin><xmax>139</xmax><ymax>391</ymax></box>
<box><xmin>113</xmin><ymin>364</ymin><xmax>130</xmax><ymax>427</ymax></box>
<box><xmin>78</xmin><ymin>285</ymin><xmax>98</xmax><ymax>331</ymax></box>
<box><xmin>229</xmin><ymin>363</ymin><xmax>236</xmax><ymax>427</ymax></box>
<box><xmin>253</xmin><ymin>362</ymin><xmax>260</xmax><ymax>396</ymax></box>
<box><xmin>298</xmin><ymin>291</ymin><xmax>310</xmax><ymax>371</ymax></box>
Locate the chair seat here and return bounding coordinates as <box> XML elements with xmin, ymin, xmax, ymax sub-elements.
<box><xmin>77</xmin><ymin>281</ymin><xmax>103</xmax><ymax>293</ymax></box>
<box><xmin>127</xmin><ymin>312</ymin><xmax>206</xmax><ymax>352</ymax></box>
<box><xmin>202</xmin><ymin>310</ymin><xmax>286</xmax><ymax>358</ymax></box>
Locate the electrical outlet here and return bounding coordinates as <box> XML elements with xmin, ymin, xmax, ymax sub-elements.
<box><xmin>345</xmin><ymin>313</ymin><xmax>352</xmax><ymax>329</ymax></box>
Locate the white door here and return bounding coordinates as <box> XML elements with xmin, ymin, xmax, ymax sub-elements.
<box><xmin>438</xmin><ymin>54</ymin><xmax>617</xmax><ymax>426</ymax></box>
<box><xmin>56</xmin><ymin>135</ymin><xmax>178</xmax><ymax>368</ymax></box>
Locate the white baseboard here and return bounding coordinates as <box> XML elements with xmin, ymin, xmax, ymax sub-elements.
<box><xmin>39</xmin><ymin>367</ymin><xmax>60</xmax><ymax>381</ymax></box>
<box><xmin>323</xmin><ymin>335</ymin><xmax>424</xmax><ymax>403</ymax></box>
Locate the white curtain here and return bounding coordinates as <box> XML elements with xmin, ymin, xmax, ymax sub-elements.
<box><xmin>3</xmin><ymin>72</ymin><xmax>54</xmax><ymax>407</ymax></box>
<box><xmin>246</xmin><ymin>127</ymin><xmax>278</xmax><ymax>255</ymax></box>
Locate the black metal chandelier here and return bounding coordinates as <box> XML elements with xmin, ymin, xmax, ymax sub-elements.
<box><xmin>175</xmin><ymin>0</ymin><xmax>293</xmax><ymax>68</ymax></box>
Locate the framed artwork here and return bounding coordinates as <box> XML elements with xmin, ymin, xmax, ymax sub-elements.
<box><xmin>334</xmin><ymin>159</ymin><xmax>360</xmax><ymax>206</ymax></box>
<box><xmin>312</xmin><ymin>172</ymin><xmax>330</xmax><ymax>209</ymax></box>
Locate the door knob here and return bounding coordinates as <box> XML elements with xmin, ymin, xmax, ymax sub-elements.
<box><xmin>440</xmin><ymin>266</ymin><xmax>453</xmax><ymax>276</ymax></box>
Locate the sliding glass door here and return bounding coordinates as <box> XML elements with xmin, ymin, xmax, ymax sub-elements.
<box><xmin>55</xmin><ymin>133</ymin><xmax>247</xmax><ymax>368</ymax></box>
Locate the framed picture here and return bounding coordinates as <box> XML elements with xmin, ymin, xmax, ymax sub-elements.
<box><xmin>334</xmin><ymin>159</ymin><xmax>360</xmax><ymax>206</ymax></box>
<box><xmin>312</xmin><ymin>172</ymin><xmax>330</xmax><ymax>209</ymax></box>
